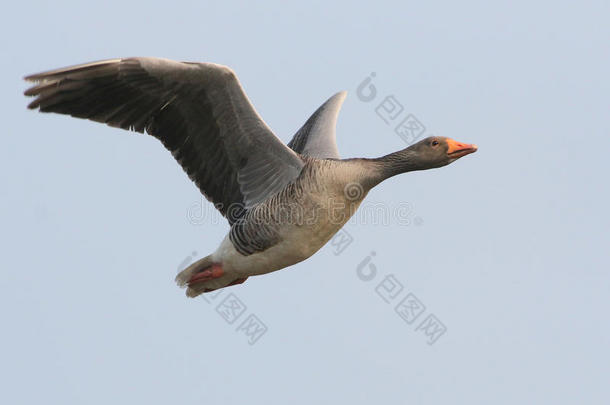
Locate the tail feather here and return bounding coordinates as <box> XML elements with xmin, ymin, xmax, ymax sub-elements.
<box><xmin>186</xmin><ymin>282</ymin><xmax>213</xmax><ymax>298</ymax></box>
<box><xmin>175</xmin><ymin>255</ymin><xmax>214</xmax><ymax>288</ymax></box>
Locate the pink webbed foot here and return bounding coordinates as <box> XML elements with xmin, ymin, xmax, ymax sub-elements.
<box><xmin>187</xmin><ymin>263</ymin><xmax>224</xmax><ymax>286</ymax></box>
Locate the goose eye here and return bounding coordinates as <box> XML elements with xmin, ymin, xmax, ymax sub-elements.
<box><xmin>432</xmin><ymin>140</ymin><xmax>439</xmax><ymax>146</ymax></box>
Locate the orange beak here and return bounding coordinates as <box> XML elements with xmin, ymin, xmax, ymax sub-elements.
<box><xmin>446</xmin><ymin>138</ymin><xmax>478</xmax><ymax>159</ymax></box>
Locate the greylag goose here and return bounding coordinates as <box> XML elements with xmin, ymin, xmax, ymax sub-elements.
<box><xmin>24</xmin><ymin>57</ymin><xmax>477</xmax><ymax>297</ymax></box>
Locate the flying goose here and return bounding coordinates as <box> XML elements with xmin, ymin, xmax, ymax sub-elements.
<box><xmin>24</xmin><ymin>57</ymin><xmax>477</xmax><ymax>297</ymax></box>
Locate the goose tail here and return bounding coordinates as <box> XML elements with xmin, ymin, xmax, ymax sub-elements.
<box><xmin>175</xmin><ymin>254</ymin><xmax>215</xmax><ymax>290</ymax></box>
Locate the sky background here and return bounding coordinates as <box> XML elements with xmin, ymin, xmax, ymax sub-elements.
<box><xmin>2</xmin><ymin>1</ymin><xmax>609</xmax><ymax>404</ymax></box>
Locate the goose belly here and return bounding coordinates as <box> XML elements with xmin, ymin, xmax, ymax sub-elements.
<box><xmin>213</xmin><ymin>201</ymin><xmax>360</xmax><ymax>277</ymax></box>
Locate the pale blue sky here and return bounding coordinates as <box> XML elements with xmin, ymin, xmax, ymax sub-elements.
<box><xmin>2</xmin><ymin>1</ymin><xmax>609</xmax><ymax>404</ymax></box>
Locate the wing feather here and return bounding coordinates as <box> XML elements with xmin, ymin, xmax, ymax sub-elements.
<box><xmin>25</xmin><ymin>57</ymin><xmax>304</xmax><ymax>223</ymax></box>
<box><xmin>288</xmin><ymin>91</ymin><xmax>346</xmax><ymax>159</ymax></box>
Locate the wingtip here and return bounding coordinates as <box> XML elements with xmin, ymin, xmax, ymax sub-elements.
<box><xmin>23</xmin><ymin>85</ymin><xmax>40</xmax><ymax>97</ymax></box>
<box><xmin>22</xmin><ymin>58</ymin><xmax>124</xmax><ymax>83</ymax></box>
<box><xmin>325</xmin><ymin>91</ymin><xmax>347</xmax><ymax>105</ymax></box>
<box><xmin>24</xmin><ymin>73</ymin><xmax>40</xmax><ymax>83</ymax></box>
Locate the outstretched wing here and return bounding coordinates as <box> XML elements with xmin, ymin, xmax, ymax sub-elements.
<box><xmin>25</xmin><ymin>57</ymin><xmax>304</xmax><ymax>223</ymax></box>
<box><xmin>288</xmin><ymin>91</ymin><xmax>346</xmax><ymax>159</ymax></box>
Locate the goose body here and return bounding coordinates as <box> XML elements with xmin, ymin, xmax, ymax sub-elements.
<box><xmin>24</xmin><ymin>57</ymin><xmax>477</xmax><ymax>297</ymax></box>
<box><xmin>204</xmin><ymin>158</ymin><xmax>368</xmax><ymax>292</ymax></box>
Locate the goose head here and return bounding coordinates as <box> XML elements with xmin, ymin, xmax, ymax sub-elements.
<box><xmin>371</xmin><ymin>136</ymin><xmax>478</xmax><ymax>183</ymax></box>
<box><xmin>406</xmin><ymin>136</ymin><xmax>478</xmax><ymax>169</ymax></box>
